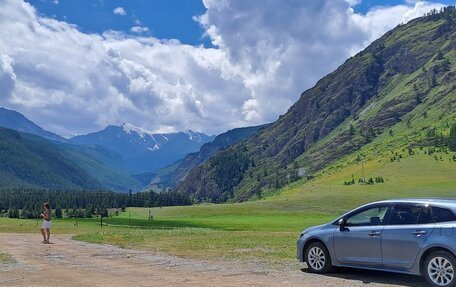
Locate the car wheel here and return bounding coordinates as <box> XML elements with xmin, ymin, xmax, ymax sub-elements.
<box><xmin>305</xmin><ymin>242</ymin><xmax>332</xmax><ymax>274</ymax></box>
<box><xmin>424</xmin><ymin>251</ymin><xmax>456</xmax><ymax>287</ymax></box>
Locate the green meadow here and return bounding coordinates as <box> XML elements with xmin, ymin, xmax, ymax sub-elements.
<box><xmin>1</xmin><ymin>151</ymin><xmax>455</xmax><ymax>267</ymax></box>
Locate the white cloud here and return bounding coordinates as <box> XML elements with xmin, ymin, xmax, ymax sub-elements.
<box><xmin>130</xmin><ymin>26</ymin><xmax>149</xmax><ymax>33</ymax></box>
<box><xmin>351</xmin><ymin>1</ymin><xmax>445</xmax><ymax>44</ymax></box>
<box><xmin>197</xmin><ymin>0</ymin><xmax>446</xmax><ymax>125</ymax></box>
<box><xmin>113</xmin><ymin>7</ymin><xmax>126</xmax><ymax>16</ymax></box>
<box><xmin>0</xmin><ymin>0</ymin><xmax>448</xmax><ymax>137</ymax></box>
<box><xmin>346</xmin><ymin>0</ymin><xmax>362</xmax><ymax>6</ymax></box>
<box><xmin>0</xmin><ymin>55</ymin><xmax>16</xmax><ymax>99</ymax></box>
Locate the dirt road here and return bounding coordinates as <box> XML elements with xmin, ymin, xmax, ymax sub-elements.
<box><xmin>0</xmin><ymin>233</ymin><xmax>427</xmax><ymax>287</ymax></box>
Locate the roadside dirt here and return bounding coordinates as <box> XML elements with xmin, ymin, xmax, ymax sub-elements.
<box><xmin>0</xmin><ymin>233</ymin><xmax>427</xmax><ymax>287</ymax></box>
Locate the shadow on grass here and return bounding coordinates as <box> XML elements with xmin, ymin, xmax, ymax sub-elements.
<box><xmin>101</xmin><ymin>217</ymin><xmax>223</xmax><ymax>230</ymax></box>
<box><xmin>301</xmin><ymin>267</ymin><xmax>427</xmax><ymax>287</ymax></box>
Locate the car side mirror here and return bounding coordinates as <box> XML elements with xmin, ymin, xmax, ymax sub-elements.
<box><xmin>338</xmin><ymin>218</ymin><xmax>347</xmax><ymax>231</ymax></box>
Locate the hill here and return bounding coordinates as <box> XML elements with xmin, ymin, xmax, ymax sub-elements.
<box><xmin>145</xmin><ymin>124</ymin><xmax>269</xmax><ymax>189</ymax></box>
<box><xmin>0</xmin><ymin>108</ymin><xmax>144</xmax><ymax>191</ymax></box>
<box><xmin>0</xmin><ymin>127</ymin><xmax>102</xmax><ymax>190</ymax></box>
<box><xmin>0</xmin><ymin>107</ymin><xmax>66</xmax><ymax>142</ymax></box>
<box><xmin>70</xmin><ymin>123</ymin><xmax>214</xmax><ymax>174</ymax></box>
<box><xmin>176</xmin><ymin>7</ymin><xmax>456</xmax><ymax>202</ymax></box>
<box><xmin>57</xmin><ymin>143</ymin><xmax>143</xmax><ymax>191</ymax></box>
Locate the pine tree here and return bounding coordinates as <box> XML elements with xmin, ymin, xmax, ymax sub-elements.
<box><xmin>85</xmin><ymin>205</ymin><xmax>94</xmax><ymax>218</ymax></box>
<box><xmin>55</xmin><ymin>205</ymin><xmax>63</xmax><ymax>218</ymax></box>
<box><xmin>449</xmin><ymin>123</ymin><xmax>456</xmax><ymax>152</ymax></box>
<box><xmin>349</xmin><ymin>124</ymin><xmax>355</xmax><ymax>136</ymax></box>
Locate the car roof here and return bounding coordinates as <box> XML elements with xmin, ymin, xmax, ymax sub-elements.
<box><xmin>334</xmin><ymin>198</ymin><xmax>456</xmax><ymax>222</ymax></box>
<box><xmin>371</xmin><ymin>198</ymin><xmax>456</xmax><ymax>208</ymax></box>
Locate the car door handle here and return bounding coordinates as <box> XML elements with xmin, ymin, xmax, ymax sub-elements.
<box><xmin>412</xmin><ymin>230</ymin><xmax>427</xmax><ymax>236</ymax></box>
<box><xmin>368</xmin><ymin>231</ymin><xmax>382</xmax><ymax>236</ymax></box>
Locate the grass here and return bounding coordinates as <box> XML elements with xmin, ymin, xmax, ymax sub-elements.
<box><xmin>0</xmin><ymin>150</ymin><xmax>455</xmax><ymax>268</ymax></box>
<box><xmin>75</xmin><ymin>229</ymin><xmax>299</xmax><ymax>266</ymax></box>
<box><xmin>0</xmin><ymin>252</ymin><xmax>15</xmax><ymax>264</ymax></box>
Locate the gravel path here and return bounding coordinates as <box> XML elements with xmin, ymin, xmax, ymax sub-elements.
<box><xmin>0</xmin><ymin>233</ymin><xmax>428</xmax><ymax>287</ymax></box>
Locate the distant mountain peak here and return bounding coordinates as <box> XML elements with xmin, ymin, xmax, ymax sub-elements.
<box><xmin>0</xmin><ymin>107</ymin><xmax>66</xmax><ymax>142</ymax></box>
<box><xmin>183</xmin><ymin>129</ymin><xmax>203</xmax><ymax>143</ymax></box>
<box><xmin>70</xmin><ymin>123</ymin><xmax>215</xmax><ymax>173</ymax></box>
<box><xmin>121</xmin><ymin>122</ymin><xmax>155</xmax><ymax>138</ymax></box>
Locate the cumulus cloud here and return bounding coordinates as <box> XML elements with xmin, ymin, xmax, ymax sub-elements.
<box><xmin>346</xmin><ymin>0</ymin><xmax>362</xmax><ymax>6</ymax></box>
<box><xmin>351</xmin><ymin>1</ymin><xmax>445</xmax><ymax>44</ymax></box>
<box><xmin>0</xmin><ymin>0</ymin><xmax>447</xmax><ymax>137</ymax></box>
<box><xmin>196</xmin><ymin>0</ymin><xmax>446</xmax><ymax>124</ymax></box>
<box><xmin>130</xmin><ymin>26</ymin><xmax>149</xmax><ymax>33</ymax></box>
<box><xmin>0</xmin><ymin>55</ymin><xmax>16</xmax><ymax>99</ymax></box>
<box><xmin>113</xmin><ymin>7</ymin><xmax>126</xmax><ymax>16</ymax></box>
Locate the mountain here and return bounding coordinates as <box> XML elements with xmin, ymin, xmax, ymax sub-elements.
<box><xmin>0</xmin><ymin>127</ymin><xmax>102</xmax><ymax>190</ymax></box>
<box><xmin>0</xmin><ymin>107</ymin><xmax>66</xmax><ymax>142</ymax></box>
<box><xmin>69</xmin><ymin>123</ymin><xmax>215</xmax><ymax>174</ymax></box>
<box><xmin>146</xmin><ymin>124</ymin><xmax>269</xmax><ymax>189</ymax></box>
<box><xmin>0</xmin><ymin>107</ymin><xmax>211</xmax><ymax>191</ymax></box>
<box><xmin>0</xmin><ymin>108</ymin><xmax>143</xmax><ymax>191</ymax></box>
<box><xmin>176</xmin><ymin>7</ymin><xmax>456</xmax><ymax>202</ymax></box>
<box><xmin>56</xmin><ymin>143</ymin><xmax>143</xmax><ymax>191</ymax></box>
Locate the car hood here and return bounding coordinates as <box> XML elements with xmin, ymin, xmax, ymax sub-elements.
<box><xmin>301</xmin><ymin>224</ymin><xmax>326</xmax><ymax>234</ymax></box>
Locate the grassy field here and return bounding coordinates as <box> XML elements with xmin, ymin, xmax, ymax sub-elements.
<box><xmin>0</xmin><ymin>151</ymin><xmax>455</xmax><ymax>267</ymax></box>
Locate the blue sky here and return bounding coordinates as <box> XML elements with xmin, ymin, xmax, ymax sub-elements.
<box><xmin>353</xmin><ymin>0</ymin><xmax>455</xmax><ymax>12</ymax></box>
<box><xmin>1</xmin><ymin>0</ymin><xmax>455</xmax><ymax>136</ymax></box>
<box><xmin>26</xmin><ymin>0</ymin><xmax>210</xmax><ymax>46</ymax></box>
<box><xmin>25</xmin><ymin>0</ymin><xmax>453</xmax><ymax>47</ymax></box>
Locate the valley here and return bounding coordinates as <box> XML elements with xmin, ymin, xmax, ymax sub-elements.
<box><xmin>0</xmin><ymin>6</ymin><xmax>455</xmax><ymax>287</ymax></box>
<box><xmin>1</xmin><ymin>149</ymin><xmax>454</xmax><ymax>286</ymax></box>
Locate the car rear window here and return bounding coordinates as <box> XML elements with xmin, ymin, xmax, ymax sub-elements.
<box><xmin>432</xmin><ymin>207</ymin><xmax>456</xmax><ymax>223</ymax></box>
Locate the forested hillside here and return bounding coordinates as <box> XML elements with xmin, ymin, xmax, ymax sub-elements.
<box><xmin>177</xmin><ymin>7</ymin><xmax>456</xmax><ymax>202</ymax></box>
<box><xmin>0</xmin><ymin>127</ymin><xmax>101</xmax><ymax>190</ymax></box>
<box><xmin>147</xmin><ymin>124</ymin><xmax>269</xmax><ymax>190</ymax></box>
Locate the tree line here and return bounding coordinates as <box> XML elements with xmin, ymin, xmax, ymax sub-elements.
<box><xmin>0</xmin><ymin>188</ymin><xmax>191</xmax><ymax>219</ymax></box>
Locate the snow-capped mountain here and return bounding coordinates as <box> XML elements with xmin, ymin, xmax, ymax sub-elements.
<box><xmin>69</xmin><ymin>123</ymin><xmax>214</xmax><ymax>173</ymax></box>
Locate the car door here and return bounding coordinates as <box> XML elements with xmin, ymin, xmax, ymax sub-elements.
<box><xmin>381</xmin><ymin>204</ymin><xmax>435</xmax><ymax>269</ymax></box>
<box><xmin>333</xmin><ymin>204</ymin><xmax>390</xmax><ymax>266</ymax></box>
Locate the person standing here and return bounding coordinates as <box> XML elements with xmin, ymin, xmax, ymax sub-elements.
<box><xmin>40</xmin><ymin>203</ymin><xmax>52</xmax><ymax>244</ymax></box>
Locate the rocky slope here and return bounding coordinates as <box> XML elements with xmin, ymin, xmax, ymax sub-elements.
<box><xmin>176</xmin><ymin>7</ymin><xmax>456</xmax><ymax>202</ymax></box>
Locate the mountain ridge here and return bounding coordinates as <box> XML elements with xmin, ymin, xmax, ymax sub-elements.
<box><xmin>146</xmin><ymin>124</ymin><xmax>270</xmax><ymax>190</ymax></box>
<box><xmin>69</xmin><ymin>124</ymin><xmax>215</xmax><ymax>174</ymax></box>
<box><xmin>0</xmin><ymin>126</ymin><xmax>102</xmax><ymax>190</ymax></box>
<box><xmin>0</xmin><ymin>107</ymin><xmax>66</xmax><ymax>142</ymax></box>
<box><xmin>176</xmin><ymin>7</ymin><xmax>456</xmax><ymax>202</ymax></box>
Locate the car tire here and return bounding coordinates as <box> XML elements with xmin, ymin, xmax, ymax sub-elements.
<box><xmin>424</xmin><ymin>250</ymin><xmax>456</xmax><ymax>287</ymax></box>
<box><xmin>304</xmin><ymin>242</ymin><xmax>332</xmax><ymax>274</ymax></box>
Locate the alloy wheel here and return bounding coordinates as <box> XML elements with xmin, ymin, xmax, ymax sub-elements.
<box><xmin>308</xmin><ymin>246</ymin><xmax>326</xmax><ymax>271</ymax></box>
<box><xmin>428</xmin><ymin>256</ymin><xmax>455</xmax><ymax>286</ymax></box>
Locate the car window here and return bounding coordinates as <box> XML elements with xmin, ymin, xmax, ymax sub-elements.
<box><xmin>432</xmin><ymin>207</ymin><xmax>456</xmax><ymax>223</ymax></box>
<box><xmin>390</xmin><ymin>205</ymin><xmax>422</xmax><ymax>225</ymax></box>
<box><xmin>345</xmin><ymin>206</ymin><xmax>388</xmax><ymax>226</ymax></box>
<box><xmin>418</xmin><ymin>207</ymin><xmax>433</xmax><ymax>224</ymax></box>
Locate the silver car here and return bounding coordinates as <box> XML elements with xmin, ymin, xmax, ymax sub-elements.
<box><xmin>297</xmin><ymin>199</ymin><xmax>456</xmax><ymax>287</ymax></box>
